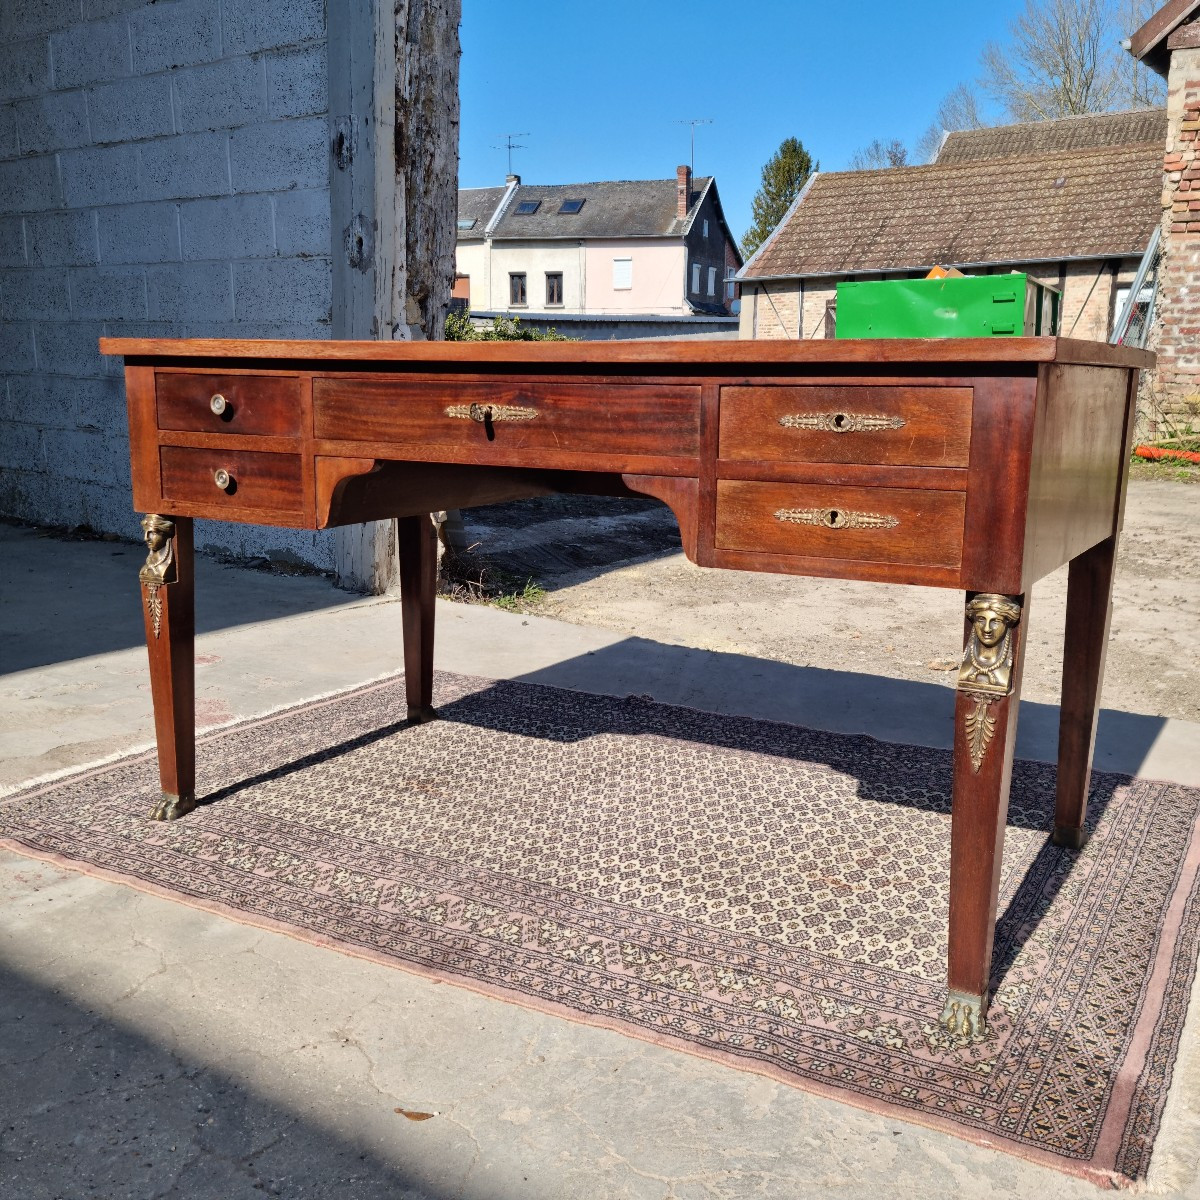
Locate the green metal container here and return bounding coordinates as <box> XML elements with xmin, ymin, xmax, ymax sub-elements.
<box><xmin>835</xmin><ymin>274</ymin><xmax>1060</xmax><ymax>339</ymax></box>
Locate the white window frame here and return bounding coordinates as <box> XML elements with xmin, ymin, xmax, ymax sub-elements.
<box><xmin>612</xmin><ymin>257</ymin><xmax>633</xmax><ymax>290</ymax></box>
<box><xmin>707</xmin><ymin>266</ymin><xmax>716</xmax><ymax>296</ymax></box>
<box><xmin>691</xmin><ymin>262</ymin><xmax>701</xmax><ymax>293</ymax></box>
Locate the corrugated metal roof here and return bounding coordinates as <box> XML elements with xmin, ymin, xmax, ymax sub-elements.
<box><xmin>742</xmin><ymin>142</ymin><xmax>1161</xmax><ymax>280</ymax></box>
<box><xmin>937</xmin><ymin>109</ymin><xmax>1166</xmax><ymax>163</ymax></box>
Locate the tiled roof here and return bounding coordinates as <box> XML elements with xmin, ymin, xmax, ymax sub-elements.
<box><xmin>459</xmin><ymin>177</ymin><xmax>714</xmax><ymax>241</ymax></box>
<box><xmin>456</xmin><ymin>187</ymin><xmax>507</xmax><ymax>240</ymax></box>
<box><xmin>937</xmin><ymin>109</ymin><xmax>1166</xmax><ymax>163</ymax></box>
<box><xmin>742</xmin><ymin>143</ymin><xmax>1161</xmax><ymax>279</ymax></box>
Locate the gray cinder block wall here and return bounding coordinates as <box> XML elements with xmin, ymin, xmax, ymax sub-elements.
<box><xmin>0</xmin><ymin>0</ymin><xmax>336</xmax><ymax>570</ymax></box>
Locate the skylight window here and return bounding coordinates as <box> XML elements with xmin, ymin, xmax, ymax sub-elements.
<box><xmin>558</xmin><ymin>198</ymin><xmax>585</xmax><ymax>214</ymax></box>
<box><xmin>457</xmin><ymin>218</ymin><xmax>477</xmax><ymax>230</ymax></box>
<box><xmin>515</xmin><ymin>200</ymin><xmax>541</xmax><ymax>215</ymax></box>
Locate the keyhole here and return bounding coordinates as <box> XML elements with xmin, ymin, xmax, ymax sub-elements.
<box><xmin>483</xmin><ymin>411</ymin><xmax>495</xmax><ymax>441</ymax></box>
<box><xmin>832</xmin><ymin>412</ymin><xmax>849</xmax><ymax>430</ymax></box>
<box><xmin>825</xmin><ymin>510</ymin><xmax>843</xmax><ymax>527</ymax></box>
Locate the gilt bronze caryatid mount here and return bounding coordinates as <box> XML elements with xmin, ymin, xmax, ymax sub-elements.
<box><xmin>956</xmin><ymin>593</ymin><xmax>1022</xmax><ymax>775</ymax></box>
<box><xmin>138</xmin><ymin>514</ymin><xmax>176</xmax><ymax>638</ymax></box>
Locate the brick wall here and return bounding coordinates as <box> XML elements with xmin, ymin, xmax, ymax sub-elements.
<box><xmin>1058</xmin><ymin>261</ymin><xmax>1121</xmax><ymax>342</ymax></box>
<box><xmin>740</xmin><ymin>281</ymin><xmax>801</xmax><ymax>338</ymax></box>
<box><xmin>742</xmin><ymin>266</ymin><xmax>1131</xmax><ymax>343</ymax></box>
<box><xmin>1154</xmin><ymin>35</ymin><xmax>1200</xmax><ymax>433</ymax></box>
<box><xmin>0</xmin><ymin>0</ymin><xmax>334</xmax><ymax>569</ymax></box>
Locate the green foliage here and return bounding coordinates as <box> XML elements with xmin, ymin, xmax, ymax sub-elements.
<box><xmin>444</xmin><ymin>309</ymin><xmax>571</xmax><ymax>342</ymax></box>
<box><xmin>490</xmin><ymin>579</ymin><xmax>546</xmax><ymax>611</ymax></box>
<box><xmin>740</xmin><ymin>137</ymin><xmax>816</xmax><ymax>260</ymax></box>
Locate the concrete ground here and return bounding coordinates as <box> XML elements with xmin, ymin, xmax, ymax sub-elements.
<box><xmin>2</xmin><ymin>480</ymin><xmax>1199</xmax><ymax>1199</ymax></box>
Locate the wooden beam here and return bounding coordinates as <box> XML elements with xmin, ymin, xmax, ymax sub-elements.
<box><xmin>328</xmin><ymin>0</ymin><xmax>400</xmax><ymax>593</ymax></box>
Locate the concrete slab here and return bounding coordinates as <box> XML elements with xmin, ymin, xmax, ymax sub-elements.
<box><xmin>3</xmin><ymin>513</ymin><xmax>1200</xmax><ymax>1198</ymax></box>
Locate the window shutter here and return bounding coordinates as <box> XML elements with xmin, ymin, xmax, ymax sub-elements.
<box><xmin>613</xmin><ymin>258</ymin><xmax>633</xmax><ymax>290</ymax></box>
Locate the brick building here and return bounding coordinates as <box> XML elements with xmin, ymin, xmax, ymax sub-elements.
<box><xmin>736</xmin><ymin>110</ymin><xmax>1164</xmax><ymax>354</ymax></box>
<box><xmin>1130</xmin><ymin>0</ymin><xmax>1200</xmax><ymax>431</ymax></box>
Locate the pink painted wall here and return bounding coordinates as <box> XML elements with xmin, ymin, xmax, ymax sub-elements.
<box><xmin>582</xmin><ymin>240</ymin><xmax>687</xmax><ymax>314</ymax></box>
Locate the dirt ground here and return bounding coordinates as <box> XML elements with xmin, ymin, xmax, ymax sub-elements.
<box><xmin>457</xmin><ymin>478</ymin><xmax>1200</xmax><ymax>724</ymax></box>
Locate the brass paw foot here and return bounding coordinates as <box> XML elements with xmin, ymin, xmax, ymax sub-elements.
<box><xmin>1051</xmin><ymin>825</ymin><xmax>1089</xmax><ymax>850</ymax></box>
<box><xmin>406</xmin><ymin>705</ymin><xmax>438</xmax><ymax>723</ymax></box>
<box><xmin>150</xmin><ymin>791</ymin><xmax>198</xmax><ymax>821</ymax></box>
<box><xmin>940</xmin><ymin>990</ymin><xmax>987</xmax><ymax>1041</ymax></box>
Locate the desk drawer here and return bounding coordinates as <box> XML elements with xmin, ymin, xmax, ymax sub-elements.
<box><xmin>716</xmin><ymin>480</ymin><xmax>965</xmax><ymax>567</ymax></box>
<box><xmin>160</xmin><ymin>446</ymin><xmax>304</xmax><ymax>512</ymax></box>
<box><xmin>313</xmin><ymin>378</ymin><xmax>700</xmax><ymax>458</ymax></box>
<box><xmin>719</xmin><ymin>386</ymin><xmax>971</xmax><ymax>466</ymax></box>
<box><xmin>156</xmin><ymin>373</ymin><xmax>301</xmax><ymax>436</ymax></box>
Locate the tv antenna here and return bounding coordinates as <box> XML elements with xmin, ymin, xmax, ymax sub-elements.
<box><xmin>676</xmin><ymin>118</ymin><xmax>712</xmax><ymax>175</ymax></box>
<box><xmin>493</xmin><ymin>132</ymin><xmax>529</xmax><ymax>176</ymax></box>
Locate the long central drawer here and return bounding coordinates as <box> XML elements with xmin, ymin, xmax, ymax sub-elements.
<box><xmin>312</xmin><ymin>378</ymin><xmax>701</xmax><ymax>458</ymax></box>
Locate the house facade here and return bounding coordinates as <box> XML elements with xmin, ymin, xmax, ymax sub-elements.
<box><xmin>736</xmin><ymin>110</ymin><xmax>1164</xmax><ymax>357</ymax></box>
<box><xmin>456</xmin><ymin>167</ymin><xmax>741</xmax><ymax>336</ymax></box>
<box><xmin>1130</xmin><ymin>0</ymin><xmax>1200</xmax><ymax>429</ymax></box>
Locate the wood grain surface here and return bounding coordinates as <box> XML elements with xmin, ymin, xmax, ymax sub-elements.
<box><xmin>156</xmin><ymin>372</ymin><xmax>301</xmax><ymax>436</ymax></box>
<box><xmin>312</xmin><ymin>377</ymin><xmax>701</xmax><ymax>458</ymax></box>
<box><xmin>715</xmin><ymin>479</ymin><xmax>966</xmax><ymax>568</ymax></box>
<box><xmin>159</xmin><ymin>446</ymin><xmax>304</xmax><ymax>513</ymax></box>
<box><xmin>719</xmin><ymin>385</ymin><xmax>973</xmax><ymax>466</ymax></box>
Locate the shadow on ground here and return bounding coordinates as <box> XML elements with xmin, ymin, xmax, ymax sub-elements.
<box><xmin>508</xmin><ymin>637</ymin><xmax>1168</xmax><ymax>781</ymax></box>
<box><xmin>0</xmin><ymin>522</ymin><xmax>359</xmax><ymax>675</ymax></box>
<box><xmin>0</xmin><ymin>959</ymin><xmax>445</xmax><ymax>1200</ymax></box>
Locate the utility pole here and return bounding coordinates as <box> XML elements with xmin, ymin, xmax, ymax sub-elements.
<box><xmin>493</xmin><ymin>132</ymin><xmax>528</xmax><ymax>176</ymax></box>
<box><xmin>676</xmin><ymin>118</ymin><xmax>711</xmax><ymax>175</ymax></box>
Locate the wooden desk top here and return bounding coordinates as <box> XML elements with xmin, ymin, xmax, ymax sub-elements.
<box><xmin>100</xmin><ymin>336</ymin><xmax>1153</xmax><ymax>370</ymax></box>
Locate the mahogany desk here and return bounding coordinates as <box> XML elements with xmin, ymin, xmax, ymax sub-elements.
<box><xmin>100</xmin><ymin>335</ymin><xmax>1151</xmax><ymax>1041</ymax></box>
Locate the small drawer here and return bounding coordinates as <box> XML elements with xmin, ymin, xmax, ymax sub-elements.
<box><xmin>313</xmin><ymin>377</ymin><xmax>701</xmax><ymax>459</ymax></box>
<box><xmin>156</xmin><ymin>373</ymin><xmax>301</xmax><ymax>436</ymax></box>
<box><xmin>160</xmin><ymin>446</ymin><xmax>304</xmax><ymax>512</ymax></box>
<box><xmin>716</xmin><ymin>480</ymin><xmax>965</xmax><ymax>568</ymax></box>
<box><xmin>719</xmin><ymin>385</ymin><xmax>972</xmax><ymax>466</ymax></box>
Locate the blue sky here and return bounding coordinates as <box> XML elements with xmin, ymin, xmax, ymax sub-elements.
<box><xmin>458</xmin><ymin>1</ymin><xmax>1026</xmax><ymax>247</ymax></box>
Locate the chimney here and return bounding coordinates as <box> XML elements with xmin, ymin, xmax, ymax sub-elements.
<box><xmin>676</xmin><ymin>165</ymin><xmax>691</xmax><ymax>219</ymax></box>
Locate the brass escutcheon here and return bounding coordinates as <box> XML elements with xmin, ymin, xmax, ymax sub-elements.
<box><xmin>445</xmin><ymin>403</ymin><xmax>538</xmax><ymax>423</ymax></box>
<box><xmin>774</xmin><ymin>507</ymin><xmax>899</xmax><ymax>530</ymax></box>
<box><xmin>779</xmin><ymin>411</ymin><xmax>906</xmax><ymax>434</ymax></box>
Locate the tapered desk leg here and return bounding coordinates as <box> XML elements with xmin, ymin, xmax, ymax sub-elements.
<box><xmin>398</xmin><ymin>514</ymin><xmax>437</xmax><ymax>722</ymax></box>
<box><xmin>138</xmin><ymin>515</ymin><xmax>195</xmax><ymax>821</ymax></box>
<box><xmin>1052</xmin><ymin>536</ymin><xmax>1117</xmax><ymax>850</ymax></box>
<box><xmin>942</xmin><ymin>592</ymin><xmax>1029</xmax><ymax>1040</ymax></box>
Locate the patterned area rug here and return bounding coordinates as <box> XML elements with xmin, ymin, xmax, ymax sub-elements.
<box><xmin>3</xmin><ymin>672</ymin><xmax>1199</xmax><ymax>1185</ymax></box>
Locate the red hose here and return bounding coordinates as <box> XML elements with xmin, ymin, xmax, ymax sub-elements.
<box><xmin>1134</xmin><ymin>445</ymin><xmax>1200</xmax><ymax>464</ymax></box>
